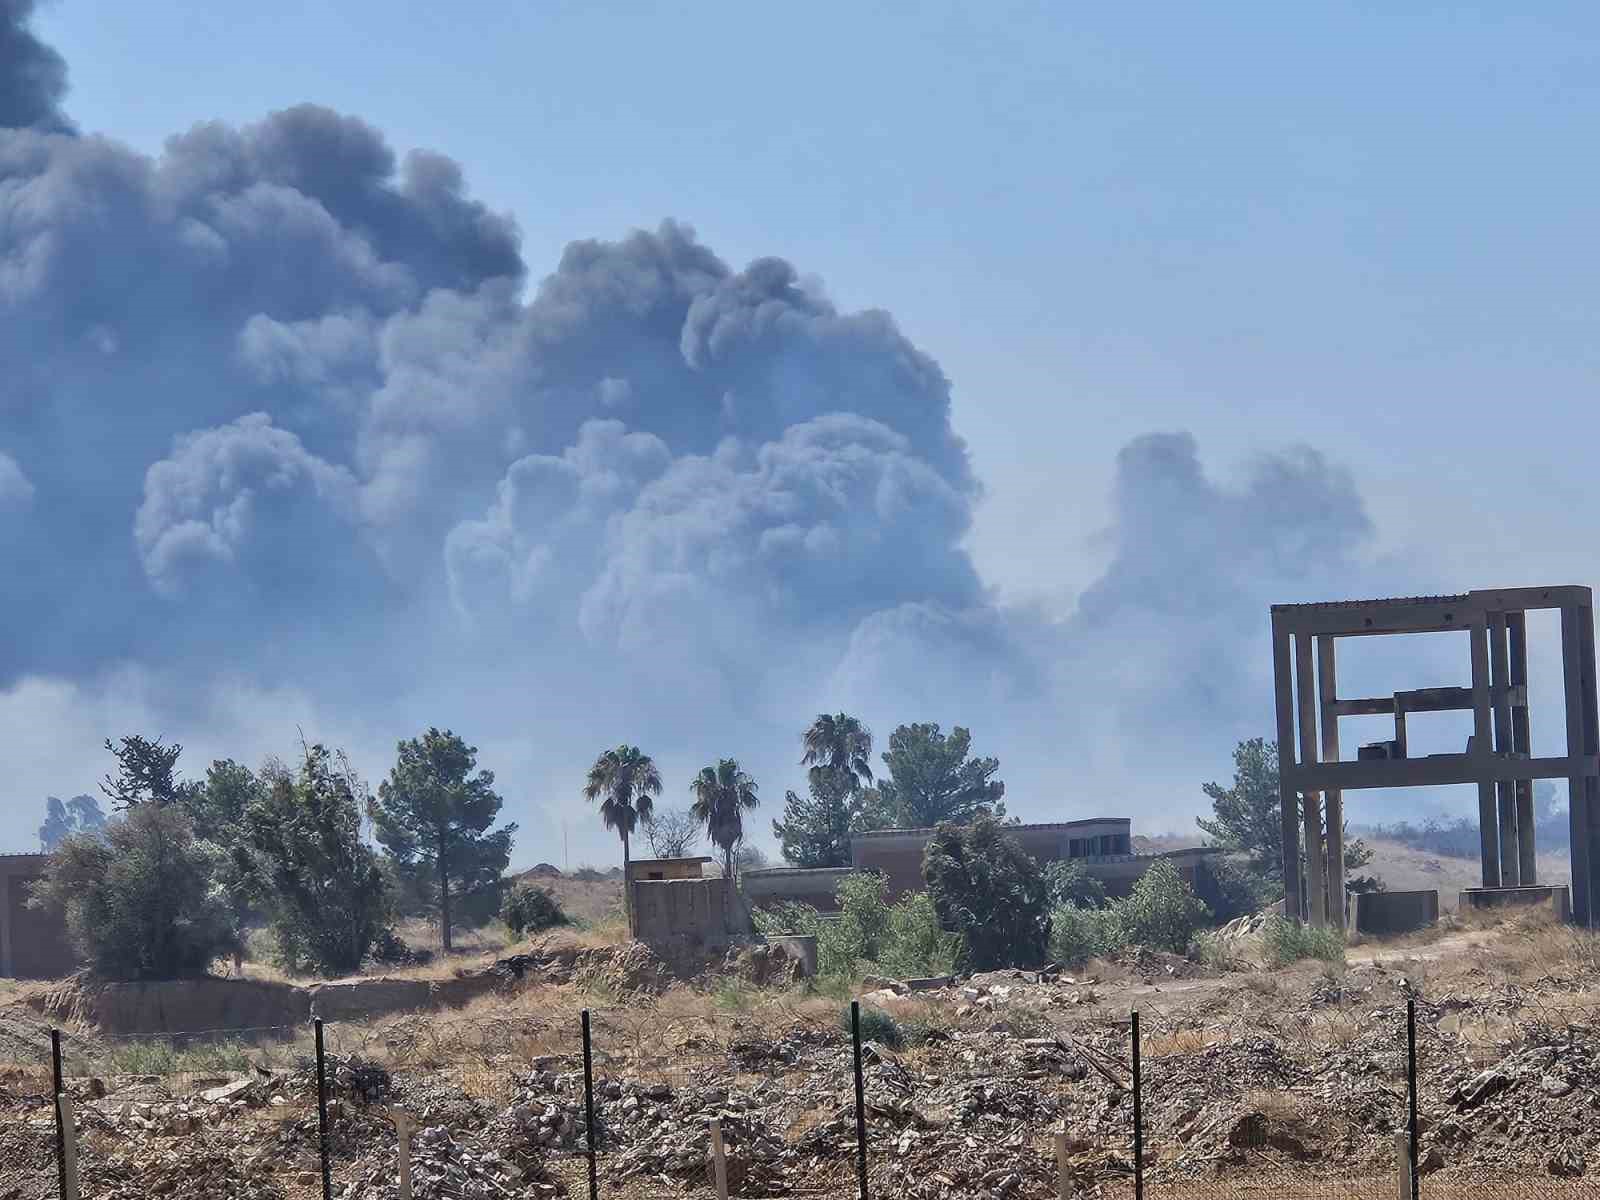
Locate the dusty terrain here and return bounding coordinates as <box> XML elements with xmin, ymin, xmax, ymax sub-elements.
<box><xmin>2</xmin><ymin>908</ymin><xmax>1599</xmax><ymax>1199</ymax></box>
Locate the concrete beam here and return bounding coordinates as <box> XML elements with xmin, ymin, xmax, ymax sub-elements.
<box><xmin>1562</xmin><ymin>605</ymin><xmax>1594</xmax><ymax>926</ymax></box>
<box><xmin>1287</xmin><ymin>753</ymin><xmax>1589</xmax><ymax>792</ymax></box>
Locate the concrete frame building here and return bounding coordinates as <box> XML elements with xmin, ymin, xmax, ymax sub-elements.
<box><xmin>1271</xmin><ymin>586</ymin><xmax>1600</xmax><ymax>928</ymax></box>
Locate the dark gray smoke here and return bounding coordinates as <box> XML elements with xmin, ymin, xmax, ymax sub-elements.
<box><xmin>0</xmin><ymin>1</ymin><xmax>71</xmax><ymax>132</ymax></box>
<box><xmin>0</xmin><ymin>4</ymin><xmax>1386</xmax><ymax>853</ymax></box>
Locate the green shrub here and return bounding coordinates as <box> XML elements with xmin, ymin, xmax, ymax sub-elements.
<box><xmin>1117</xmin><ymin>860</ymin><xmax>1212</xmax><ymax>954</ymax></box>
<box><xmin>845</xmin><ymin>1004</ymin><xmax>903</xmax><ymax>1049</ymax></box>
<box><xmin>1261</xmin><ymin>914</ymin><xmax>1346</xmax><ymax>966</ymax></box>
<box><xmin>879</xmin><ymin>892</ymin><xmax>963</xmax><ymax>979</ymax></box>
<box><xmin>1201</xmin><ymin>856</ymin><xmax>1275</xmax><ymax>924</ymax></box>
<box><xmin>755</xmin><ymin>881</ymin><xmax>962</xmax><ymax>982</ymax></box>
<box><xmin>1046</xmin><ymin>860</ymin><xmax>1109</xmax><ymax>910</ymax></box>
<box><xmin>1048</xmin><ymin>903</ymin><xmax>1126</xmax><ymax>963</ymax></box>
<box><xmin>501</xmin><ymin>883</ymin><xmax>569</xmax><ymax>937</ymax></box>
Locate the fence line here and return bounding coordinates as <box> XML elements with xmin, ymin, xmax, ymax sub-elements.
<box><xmin>19</xmin><ymin>997</ymin><xmax>1600</xmax><ymax>1197</ymax></box>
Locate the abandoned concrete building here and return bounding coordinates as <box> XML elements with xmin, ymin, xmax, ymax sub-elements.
<box><xmin>1272</xmin><ymin>585</ymin><xmax>1600</xmax><ymax>931</ymax></box>
<box><xmin>0</xmin><ymin>852</ymin><xmax>75</xmax><ymax>979</ymax></box>
<box><xmin>849</xmin><ymin>819</ymin><xmax>1137</xmax><ymax>899</ymax></box>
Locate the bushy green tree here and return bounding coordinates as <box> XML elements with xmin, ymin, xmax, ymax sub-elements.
<box><xmin>374</xmin><ymin>729</ymin><xmax>516</xmax><ymax>951</ymax></box>
<box><xmin>922</xmin><ymin>816</ymin><xmax>1047</xmax><ymax>969</ymax></box>
<box><xmin>30</xmin><ymin>804</ymin><xmax>237</xmax><ymax>979</ymax></box>
<box><xmin>1045</xmin><ymin>860</ymin><xmax>1109</xmax><ymax>910</ymax></box>
<box><xmin>773</xmin><ymin>772</ymin><xmax>855</xmax><ymax>867</ymax></box>
<box><xmin>860</xmin><ymin>724</ymin><xmax>1005</xmax><ymax>830</ymax></box>
<box><xmin>246</xmin><ymin>745</ymin><xmax>390</xmax><ymax>975</ymax></box>
<box><xmin>502</xmin><ymin>883</ymin><xmax>569</xmax><ymax>936</ymax></box>
<box><xmin>1117</xmin><ymin>859</ymin><xmax>1211</xmax><ymax>954</ymax></box>
<box><xmin>689</xmin><ymin>758</ymin><xmax>760</xmax><ymax>879</ymax></box>
<box><xmin>1197</xmin><ymin>737</ymin><xmax>1282</xmax><ymax>871</ymax></box>
<box><xmin>38</xmin><ymin>794</ymin><xmax>105</xmax><ymax>850</ymax></box>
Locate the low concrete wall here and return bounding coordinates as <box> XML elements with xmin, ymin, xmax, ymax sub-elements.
<box><xmin>741</xmin><ymin>867</ymin><xmax>856</xmax><ymax>913</ymax></box>
<box><xmin>1459</xmin><ymin>885</ymin><xmax>1572</xmax><ymax>922</ymax></box>
<box><xmin>1354</xmin><ymin>889</ymin><xmax>1439</xmax><ymax>935</ymax></box>
<box><xmin>308</xmin><ymin>978</ymin><xmax>433</xmax><ymax>1022</ymax></box>
<box><xmin>31</xmin><ymin>977</ymin><xmax>310</xmax><ymax>1037</ymax></box>
<box><xmin>28</xmin><ymin>967</ymin><xmax>519</xmax><ymax>1036</ymax></box>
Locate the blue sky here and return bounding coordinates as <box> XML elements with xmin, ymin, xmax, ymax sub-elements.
<box><xmin>7</xmin><ymin>2</ymin><xmax>1600</xmax><ymax>860</ymax></box>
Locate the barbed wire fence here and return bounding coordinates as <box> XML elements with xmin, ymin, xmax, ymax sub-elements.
<box><xmin>10</xmin><ymin>996</ymin><xmax>1600</xmax><ymax>1198</ymax></box>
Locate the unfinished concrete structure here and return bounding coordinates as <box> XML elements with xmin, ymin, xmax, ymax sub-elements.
<box><xmin>1271</xmin><ymin>586</ymin><xmax>1600</xmax><ymax>928</ymax></box>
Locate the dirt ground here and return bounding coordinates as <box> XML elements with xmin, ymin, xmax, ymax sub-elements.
<box><xmin>4</xmin><ymin>906</ymin><xmax>1599</xmax><ymax>1198</ymax></box>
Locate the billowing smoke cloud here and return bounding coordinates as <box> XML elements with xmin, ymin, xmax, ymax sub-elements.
<box><xmin>0</xmin><ymin>1</ymin><xmax>71</xmax><ymax>132</ymax></box>
<box><xmin>0</xmin><ymin>5</ymin><xmax>1383</xmax><ymax>853</ymax></box>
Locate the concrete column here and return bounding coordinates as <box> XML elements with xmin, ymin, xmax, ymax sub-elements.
<box><xmin>1508</xmin><ymin>612</ymin><xmax>1537</xmax><ymax>884</ymax></box>
<box><xmin>1296</xmin><ymin>633</ymin><xmax>1326</xmax><ymax>927</ymax></box>
<box><xmin>1470</xmin><ymin>619</ymin><xmax>1501</xmax><ymax>888</ymax></box>
<box><xmin>1317</xmin><ymin>636</ymin><xmax>1346</xmax><ymax>929</ymax></box>
<box><xmin>1561</xmin><ymin>605</ymin><xmax>1593</xmax><ymax>925</ymax></box>
<box><xmin>1489</xmin><ymin>613</ymin><xmax>1520</xmax><ymax>887</ymax></box>
<box><xmin>0</xmin><ymin>868</ymin><xmax>12</xmax><ymax>978</ymax></box>
<box><xmin>1580</xmin><ymin>607</ymin><xmax>1600</xmax><ymax>926</ymax></box>
<box><xmin>1272</xmin><ymin>621</ymin><xmax>1303</xmax><ymax>922</ymax></box>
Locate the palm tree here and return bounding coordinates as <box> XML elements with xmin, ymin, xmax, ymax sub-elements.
<box><xmin>689</xmin><ymin>758</ymin><xmax>760</xmax><ymax>880</ymax></box>
<box><xmin>802</xmin><ymin>713</ymin><xmax>874</xmax><ymax>795</ymax></box>
<box><xmin>582</xmin><ymin>745</ymin><xmax>662</xmax><ymax>919</ymax></box>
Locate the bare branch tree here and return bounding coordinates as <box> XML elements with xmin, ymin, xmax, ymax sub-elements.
<box><xmin>643</xmin><ymin>807</ymin><xmax>701</xmax><ymax>858</ymax></box>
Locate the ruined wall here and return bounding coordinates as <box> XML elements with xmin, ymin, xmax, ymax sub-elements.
<box><xmin>1</xmin><ymin>854</ymin><xmax>77</xmax><ymax>979</ymax></box>
<box><xmin>630</xmin><ymin>878</ymin><xmax>750</xmax><ymax>961</ymax></box>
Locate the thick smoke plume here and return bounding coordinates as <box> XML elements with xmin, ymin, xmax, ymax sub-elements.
<box><xmin>0</xmin><ymin>5</ymin><xmax>1379</xmax><ymax>854</ymax></box>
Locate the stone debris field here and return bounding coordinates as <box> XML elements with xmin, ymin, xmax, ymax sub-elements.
<box><xmin>3</xmin><ymin>928</ymin><xmax>1600</xmax><ymax>1198</ymax></box>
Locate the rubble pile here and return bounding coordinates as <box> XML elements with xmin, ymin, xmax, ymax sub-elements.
<box><xmin>343</xmin><ymin>1123</ymin><xmax>558</xmax><ymax>1199</ymax></box>
<box><xmin>573</xmin><ymin>942</ymin><xmax>672</xmax><ymax>998</ymax></box>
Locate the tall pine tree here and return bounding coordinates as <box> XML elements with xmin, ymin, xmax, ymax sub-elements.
<box><xmin>372</xmin><ymin>729</ymin><xmax>516</xmax><ymax>951</ymax></box>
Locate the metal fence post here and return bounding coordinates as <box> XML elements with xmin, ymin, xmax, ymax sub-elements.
<box><xmin>851</xmin><ymin>1000</ymin><xmax>870</xmax><ymax>1200</ymax></box>
<box><xmin>51</xmin><ymin>1029</ymin><xmax>66</xmax><ymax>1200</ymax></box>
<box><xmin>582</xmin><ymin>1009</ymin><xmax>599</xmax><ymax>1200</ymax></box>
<box><xmin>314</xmin><ymin>1018</ymin><xmax>332</xmax><ymax>1200</ymax></box>
<box><xmin>1407</xmin><ymin>999</ymin><xmax>1419</xmax><ymax>1200</ymax></box>
<box><xmin>1132</xmin><ymin>1010</ymin><xmax>1144</xmax><ymax>1200</ymax></box>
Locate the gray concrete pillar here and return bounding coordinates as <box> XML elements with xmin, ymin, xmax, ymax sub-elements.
<box><xmin>1508</xmin><ymin>612</ymin><xmax>1537</xmax><ymax>884</ymax></box>
<box><xmin>1272</xmin><ymin>622</ymin><xmax>1303</xmax><ymax>922</ymax></box>
<box><xmin>1296</xmin><ymin>634</ymin><xmax>1326</xmax><ymax>927</ymax></box>
<box><xmin>1490</xmin><ymin>613</ymin><xmax>1520</xmax><ymax>887</ymax></box>
<box><xmin>1562</xmin><ymin>605</ymin><xmax>1594</xmax><ymax>925</ymax></box>
<box><xmin>0</xmin><ymin>869</ymin><xmax>11</xmax><ymax>979</ymax></box>
<box><xmin>1470</xmin><ymin>620</ymin><xmax>1501</xmax><ymax>888</ymax></box>
<box><xmin>1317</xmin><ymin>636</ymin><xmax>1346</xmax><ymax>929</ymax></box>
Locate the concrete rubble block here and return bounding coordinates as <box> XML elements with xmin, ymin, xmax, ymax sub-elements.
<box><xmin>1353</xmin><ymin>889</ymin><xmax>1439</xmax><ymax>936</ymax></box>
